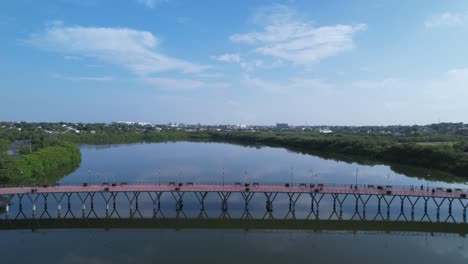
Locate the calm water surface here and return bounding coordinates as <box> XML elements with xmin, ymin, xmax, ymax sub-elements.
<box><xmin>0</xmin><ymin>229</ymin><xmax>467</xmax><ymax>264</ymax></box>
<box><xmin>2</xmin><ymin>142</ymin><xmax>468</xmax><ymax>263</ymax></box>
<box><xmin>60</xmin><ymin>142</ymin><xmax>467</xmax><ymax>188</ymax></box>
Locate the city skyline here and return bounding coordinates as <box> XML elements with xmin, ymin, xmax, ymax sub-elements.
<box><xmin>2</xmin><ymin>0</ymin><xmax>468</xmax><ymax>125</ymax></box>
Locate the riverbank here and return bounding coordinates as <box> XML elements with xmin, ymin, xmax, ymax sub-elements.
<box><xmin>0</xmin><ymin>142</ymin><xmax>81</xmax><ymax>185</ymax></box>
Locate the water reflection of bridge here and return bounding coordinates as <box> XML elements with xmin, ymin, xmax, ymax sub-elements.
<box><xmin>1</xmin><ymin>218</ymin><xmax>468</xmax><ymax>236</ymax></box>
<box><xmin>1</xmin><ymin>183</ymin><xmax>468</xmax><ymax>223</ymax></box>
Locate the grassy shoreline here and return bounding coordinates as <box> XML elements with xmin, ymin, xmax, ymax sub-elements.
<box><xmin>0</xmin><ymin>142</ymin><xmax>81</xmax><ymax>185</ymax></box>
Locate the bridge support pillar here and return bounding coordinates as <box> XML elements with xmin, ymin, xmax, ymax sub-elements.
<box><xmin>396</xmin><ymin>196</ymin><xmax>408</xmax><ymax>221</ymax></box>
<box><xmin>264</xmin><ymin>193</ymin><xmax>278</xmax><ymax>213</ymax></box>
<box><xmin>383</xmin><ymin>195</ymin><xmax>396</xmax><ymax>221</ymax></box>
<box><xmin>445</xmin><ymin>198</ymin><xmax>455</xmax><ymax>223</ymax></box>
<box><xmin>5</xmin><ymin>203</ymin><xmax>9</xmax><ymax>219</ymax></box>
<box><xmin>171</xmin><ymin>192</ymin><xmax>185</xmax><ymax>215</ymax></box>
<box><xmin>420</xmin><ymin>197</ymin><xmax>431</xmax><ymax>222</ymax></box>
<box><xmin>218</xmin><ymin>192</ymin><xmax>231</xmax><ymax>212</ymax></box>
<box><xmin>307</xmin><ymin>193</ymin><xmax>324</xmax><ymax>220</ymax></box>
<box><xmin>195</xmin><ymin>192</ymin><xmax>208</xmax><ymax>210</ymax></box>
<box><xmin>241</xmin><ymin>192</ymin><xmax>254</xmax><ymax>211</ymax></box>
<box><xmin>148</xmin><ymin>192</ymin><xmax>164</xmax><ymax>219</ymax></box>
<box><xmin>329</xmin><ymin>194</ymin><xmax>348</xmax><ymax>220</ymax></box>
<box><xmin>459</xmin><ymin>197</ymin><xmax>468</xmax><ymax>223</ymax></box>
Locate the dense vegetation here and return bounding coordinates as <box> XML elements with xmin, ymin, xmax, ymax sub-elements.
<box><xmin>58</xmin><ymin>131</ymin><xmax>206</xmax><ymax>145</ymax></box>
<box><xmin>0</xmin><ymin>139</ymin><xmax>9</xmax><ymax>161</ymax></box>
<box><xmin>0</xmin><ymin>141</ymin><xmax>81</xmax><ymax>185</ymax></box>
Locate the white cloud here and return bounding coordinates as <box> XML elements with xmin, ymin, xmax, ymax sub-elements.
<box><xmin>212</xmin><ymin>53</ymin><xmax>241</xmax><ymax>63</ymax></box>
<box><xmin>51</xmin><ymin>73</ymin><xmax>113</xmax><ymax>81</ymax></box>
<box><xmin>349</xmin><ymin>68</ymin><xmax>468</xmax><ymax>121</ymax></box>
<box><xmin>289</xmin><ymin>78</ymin><xmax>336</xmax><ymax>91</ymax></box>
<box><xmin>198</xmin><ymin>72</ymin><xmax>224</xmax><ymax>78</ymax></box>
<box><xmin>63</xmin><ymin>55</ymin><xmax>81</xmax><ymax>60</ymax></box>
<box><xmin>242</xmin><ymin>75</ymin><xmax>282</xmax><ymax>92</ymax></box>
<box><xmin>143</xmin><ymin>77</ymin><xmax>230</xmax><ymax>90</ymax></box>
<box><xmin>213</xmin><ymin>53</ymin><xmax>267</xmax><ymax>72</ymax></box>
<box><xmin>226</xmin><ymin>100</ymin><xmax>240</xmax><ymax>107</ymax></box>
<box><xmin>230</xmin><ymin>4</ymin><xmax>366</xmax><ymax>64</ymax></box>
<box><xmin>242</xmin><ymin>74</ymin><xmax>335</xmax><ymax>93</ymax></box>
<box><xmin>447</xmin><ymin>68</ymin><xmax>468</xmax><ymax>79</ymax></box>
<box><xmin>240</xmin><ymin>59</ymin><xmax>264</xmax><ymax>71</ymax></box>
<box><xmin>425</xmin><ymin>12</ymin><xmax>464</xmax><ymax>28</ymax></box>
<box><xmin>137</xmin><ymin>0</ymin><xmax>167</xmax><ymax>9</ymax></box>
<box><xmin>28</xmin><ymin>23</ymin><xmax>208</xmax><ymax>76</ymax></box>
<box><xmin>352</xmin><ymin>78</ymin><xmax>402</xmax><ymax>89</ymax></box>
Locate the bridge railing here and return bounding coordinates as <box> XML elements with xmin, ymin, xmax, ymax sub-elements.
<box><xmin>1</xmin><ymin>181</ymin><xmax>467</xmax><ymax>193</ymax></box>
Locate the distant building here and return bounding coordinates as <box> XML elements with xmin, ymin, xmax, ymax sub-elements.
<box><xmin>319</xmin><ymin>128</ymin><xmax>333</xmax><ymax>134</ymax></box>
<box><xmin>276</xmin><ymin>123</ymin><xmax>289</xmax><ymax>129</ymax></box>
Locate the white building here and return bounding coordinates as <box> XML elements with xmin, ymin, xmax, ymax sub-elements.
<box><xmin>319</xmin><ymin>128</ymin><xmax>333</xmax><ymax>134</ymax></box>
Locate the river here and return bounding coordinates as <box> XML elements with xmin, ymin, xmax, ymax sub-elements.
<box><xmin>1</xmin><ymin>142</ymin><xmax>467</xmax><ymax>264</ymax></box>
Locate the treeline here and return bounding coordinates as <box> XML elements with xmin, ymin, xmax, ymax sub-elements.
<box><xmin>0</xmin><ymin>142</ymin><xmax>81</xmax><ymax>185</ymax></box>
<box><xmin>58</xmin><ymin>131</ymin><xmax>209</xmax><ymax>145</ymax></box>
<box><xmin>0</xmin><ymin>138</ymin><xmax>9</xmax><ymax>161</ymax></box>
<box><xmin>206</xmin><ymin>131</ymin><xmax>468</xmax><ymax>178</ymax></box>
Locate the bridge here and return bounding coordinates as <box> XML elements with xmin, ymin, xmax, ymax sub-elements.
<box><xmin>1</xmin><ymin>182</ymin><xmax>468</xmax><ymax>224</ymax></box>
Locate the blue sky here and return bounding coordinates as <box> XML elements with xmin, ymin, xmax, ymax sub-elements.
<box><xmin>1</xmin><ymin>0</ymin><xmax>468</xmax><ymax>125</ymax></box>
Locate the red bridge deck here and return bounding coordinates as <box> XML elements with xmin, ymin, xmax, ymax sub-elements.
<box><xmin>0</xmin><ymin>184</ymin><xmax>466</xmax><ymax>199</ymax></box>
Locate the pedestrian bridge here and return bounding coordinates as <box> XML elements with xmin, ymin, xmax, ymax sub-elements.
<box><xmin>1</xmin><ymin>183</ymin><xmax>467</xmax><ymax>224</ymax></box>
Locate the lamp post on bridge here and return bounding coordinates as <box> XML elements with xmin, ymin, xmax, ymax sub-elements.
<box><xmin>427</xmin><ymin>171</ymin><xmax>431</xmax><ymax>191</ymax></box>
<box><xmin>158</xmin><ymin>169</ymin><xmax>161</xmax><ymax>186</ymax></box>
<box><xmin>355</xmin><ymin>168</ymin><xmax>359</xmax><ymax>189</ymax></box>
<box><xmin>20</xmin><ymin>169</ymin><xmax>24</xmax><ymax>185</ymax></box>
<box><xmin>308</xmin><ymin>169</ymin><xmax>320</xmax><ymax>186</ymax></box>
<box><xmin>290</xmin><ymin>167</ymin><xmax>294</xmax><ymax>187</ymax></box>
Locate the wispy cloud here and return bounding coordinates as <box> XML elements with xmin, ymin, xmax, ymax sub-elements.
<box><xmin>51</xmin><ymin>73</ymin><xmax>113</xmax><ymax>81</ymax></box>
<box><xmin>352</xmin><ymin>78</ymin><xmax>402</xmax><ymax>89</ymax></box>
<box><xmin>447</xmin><ymin>67</ymin><xmax>468</xmax><ymax>79</ymax></box>
<box><xmin>226</xmin><ymin>99</ymin><xmax>240</xmax><ymax>107</ymax></box>
<box><xmin>143</xmin><ymin>77</ymin><xmax>230</xmax><ymax>90</ymax></box>
<box><xmin>212</xmin><ymin>53</ymin><xmax>265</xmax><ymax>72</ymax></box>
<box><xmin>137</xmin><ymin>0</ymin><xmax>167</xmax><ymax>9</ymax></box>
<box><xmin>198</xmin><ymin>72</ymin><xmax>224</xmax><ymax>78</ymax></box>
<box><xmin>212</xmin><ymin>53</ymin><xmax>241</xmax><ymax>63</ymax></box>
<box><xmin>230</xmin><ymin>4</ymin><xmax>366</xmax><ymax>64</ymax></box>
<box><xmin>242</xmin><ymin>75</ymin><xmax>282</xmax><ymax>92</ymax></box>
<box><xmin>63</xmin><ymin>55</ymin><xmax>81</xmax><ymax>61</ymax></box>
<box><xmin>242</xmin><ymin>74</ymin><xmax>335</xmax><ymax>93</ymax></box>
<box><xmin>350</xmin><ymin>68</ymin><xmax>468</xmax><ymax>113</ymax></box>
<box><xmin>27</xmin><ymin>23</ymin><xmax>208</xmax><ymax>76</ymax></box>
<box><xmin>424</xmin><ymin>12</ymin><xmax>465</xmax><ymax>28</ymax></box>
